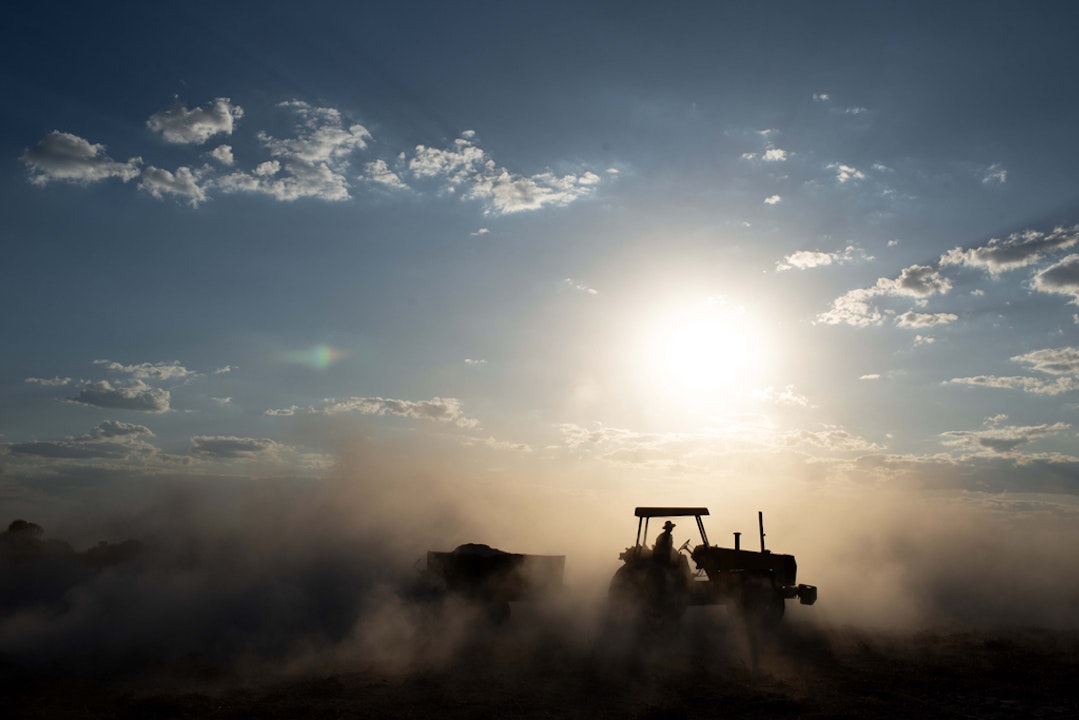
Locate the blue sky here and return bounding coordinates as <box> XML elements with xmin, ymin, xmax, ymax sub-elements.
<box><xmin>4</xmin><ymin>1</ymin><xmax>1079</xmax><ymax>533</ymax></box>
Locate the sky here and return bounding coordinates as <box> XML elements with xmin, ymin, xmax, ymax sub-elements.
<box><xmin>3</xmin><ymin>1</ymin><xmax>1079</xmax><ymax>584</ymax></box>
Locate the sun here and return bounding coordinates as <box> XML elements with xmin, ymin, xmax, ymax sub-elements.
<box><xmin>664</xmin><ymin>316</ymin><xmax>750</xmax><ymax>391</ymax></box>
<box><xmin>638</xmin><ymin>299</ymin><xmax>767</xmax><ymax>402</ymax></box>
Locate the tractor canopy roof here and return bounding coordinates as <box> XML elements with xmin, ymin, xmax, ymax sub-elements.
<box><xmin>634</xmin><ymin>506</ymin><xmax>709</xmax><ymax>518</ymax></box>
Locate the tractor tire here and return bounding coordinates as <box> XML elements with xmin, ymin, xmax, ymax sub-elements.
<box><xmin>733</xmin><ymin>575</ymin><xmax>785</xmax><ymax>630</ymax></box>
<box><xmin>609</xmin><ymin>563</ymin><xmax>688</xmax><ymax>627</ymax></box>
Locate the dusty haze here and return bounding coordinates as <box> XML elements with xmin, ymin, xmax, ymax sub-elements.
<box><xmin>2</xmin><ymin>432</ymin><xmax>1078</xmax><ymax>683</ymax></box>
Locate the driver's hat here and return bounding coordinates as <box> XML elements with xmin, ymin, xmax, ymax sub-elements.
<box><xmin>663</xmin><ymin>520</ymin><xmax>676</xmax><ymax>530</ymax></box>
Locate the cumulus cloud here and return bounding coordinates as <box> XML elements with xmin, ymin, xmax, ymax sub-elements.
<box><xmin>138</xmin><ymin>165</ymin><xmax>207</xmax><ymax>206</ymax></box>
<box><xmin>266</xmin><ymin>395</ymin><xmax>478</xmax><ymax>428</ymax></box>
<box><xmin>23</xmin><ymin>100</ymin><xmax>597</xmax><ymax>215</ymax></box>
<box><xmin>776</xmin><ymin>245</ymin><xmax>870</xmax><ymax>271</ymax></box>
<box><xmin>947</xmin><ymin>375</ymin><xmax>1076</xmax><ymax>396</ymax></box>
<box><xmin>886</xmin><ymin>264</ymin><xmax>953</xmax><ymax>297</ymax></box>
<box><xmin>147</xmin><ymin>98</ymin><xmax>244</xmax><ymax>145</ymax></box>
<box><xmin>5</xmin><ymin>421</ymin><xmax>155</xmax><ymax>460</ymax></box>
<box><xmin>22</xmin><ymin>131</ymin><xmax>141</xmax><ymax>186</ymax></box>
<box><xmin>406</xmin><ymin>133</ymin><xmax>600</xmax><ymax>215</ymax></box>
<box><xmin>941</xmin><ymin>422</ymin><xmax>1069</xmax><ymax>456</ymax></box>
<box><xmin>940</xmin><ymin>226</ymin><xmax>1079</xmax><ymax>275</ymax></box>
<box><xmin>94</xmin><ymin>359</ymin><xmax>195</xmax><ymax>381</ymax></box>
<box><xmin>779</xmin><ymin>427</ymin><xmax>884</xmax><ymax>452</ymax></box>
<box><xmin>828</xmin><ymin>163</ymin><xmax>866</xmax><ymax>183</ymax></box>
<box><xmin>67</xmin><ymin>380</ymin><xmax>171</xmax><ymax>412</ymax></box>
<box><xmin>25</xmin><ymin>376</ymin><xmax>71</xmax><ymax>387</ymax></box>
<box><xmin>763</xmin><ymin>194</ymin><xmax>782</xmax><ymax>205</ymax></box>
<box><xmin>818</xmin><ymin>264</ymin><xmax>953</xmax><ymax>326</ymax></box>
<box><xmin>211</xmin><ymin>145</ymin><xmax>234</xmax><ymax>165</ymax></box>
<box><xmin>190</xmin><ymin>435</ymin><xmax>280</xmax><ymax>459</ymax></box>
<box><xmin>859</xmin><ymin>374</ymin><xmax>881</xmax><ymax>380</ymax></box>
<box><xmin>950</xmin><ymin>347</ymin><xmax>1079</xmax><ymax>397</ymax></box>
<box><xmin>778</xmin><ymin>250</ymin><xmax>834</xmax><ymax>270</ymax></box>
<box><xmin>762</xmin><ymin>148</ymin><xmax>788</xmax><ymax>162</ymax></box>
<box><xmin>1012</xmin><ymin>347</ymin><xmax>1079</xmax><ymax>376</ymax></box>
<box><xmin>362</xmin><ymin>159</ymin><xmax>408</xmax><ymax>189</ymax></box>
<box><xmin>896</xmin><ymin>311</ymin><xmax>958</xmax><ymax>329</ymax></box>
<box><xmin>1032</xmin><ymin>253</ymin><xmax>1079</xmax><ymax>304</ymax></box>
<box><xmin>216</xmin><ymin>101</ymin><xmax>371</xmax><ymax>202</ymax></box>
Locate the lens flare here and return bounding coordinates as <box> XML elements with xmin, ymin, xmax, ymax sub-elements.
<box><xmin>283</xmin><ymin>344</ymin><xmax>346</xmax><ymax>370</ymax></box>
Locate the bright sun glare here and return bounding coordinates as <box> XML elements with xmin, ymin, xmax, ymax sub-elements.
<box><xmin>664</xmin><ymin>317</ymin><xmax>750</xmax><ymax>391</ymax></box>
<box><xmin>642</xmin><ymin>299</ymin><xmax>767</xmax><ymax>402</ymax></box>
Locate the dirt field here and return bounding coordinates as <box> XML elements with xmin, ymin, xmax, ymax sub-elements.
<box><xmin>4</xmin><ymin>610</ymin><xmax>1077</xmax><ymax>720</ymax></box>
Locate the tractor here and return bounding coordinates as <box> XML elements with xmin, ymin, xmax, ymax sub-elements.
<box><xmin>609</xmin><ymin>507</ymin><xmax>816</xmax><ymax>628</ymax></box>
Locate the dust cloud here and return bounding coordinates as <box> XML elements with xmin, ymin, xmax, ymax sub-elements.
<box><xmin>2</xmin><ymin>433</ymin><xmax>1078</xmax><ymax>689</ymax></box>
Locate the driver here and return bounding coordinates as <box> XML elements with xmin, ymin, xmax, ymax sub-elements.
<box><xmin>653</xmin><ymin>520</ymin><xmax>675</xmax><ymax>565</ymax></box>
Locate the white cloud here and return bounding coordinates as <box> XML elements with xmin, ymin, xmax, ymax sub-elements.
<box><xmin>883</xmin><ymin>264</ymin><xmax>953</xmax><ymax>297</ymax></box>
<box><xmin>1012</xmin><ymin>347</ymin><xmax>1079</xmax><ymax>376</ymax></box>
<box><xmin>461</xmin><ymin>435</ymin><xmax>533</xmax><ymax>453</ymax></box>
<box><xmin>94</xmin><ymin>359</ymin><xmax>195</xmax><ymax>381</ymax></box>
<box><xmin>751</xmin><ymin>385</ymin><xmax>809</xmax><ymax>407</ymax></box>
<box><xmin>67</xmin><ymin>380</ymin><xmax>171</xmax><ymax>412</ymax></box>
<box><xmin>947</xmin><ymin>347</ymin><xmax>1079</xmax><ymax>397</ymax></box>
<box><xmin>138</xmin><ymin>165</ymin><xmax>208</xmax><ymax>206</ymax></box>
<box><xmin>190</xmin><ymin>435</ymin><xmax>280</xmax><ymax>459</ymax></box>
<box><xmin>467</xmin><ymin>168</ymin><xmax>601</xmax><ymax>215</ymax></box>
<box><xmin>941</xmin><ymin>226</ymin><xmax>1079</xmax><ymax>275</ymax></box>
<box><xmin>406</xmin><ymin>133</ymin><xmax>601</xmax><ymax>215</ymax></box>
<box><xmin>266</xmin><ymin>395</ymin><xmax>478</xmax><ymax>428</ymax></box>
<box><xmin>22</xmin><ymin>131</ymin><xmax>141</xmax><ymax>186</ymax></box>
<box><xmin>780</xmin><ymin>250</ymin><xmax>834</xmax><ymax>270</ymax></box>
<box><xmin>563</xmin><ymin>278</ymin><xmax>599</xmax><ymax>295</ymax></box>
<box><xmin>25</xmin><ymin>376</ymin><xmax>71</xmax><ymax>387</ymax></box>
<box><xmin>812</xmin><ymin>93</ymin><xmax>830</xmax><ymax>102</ymax></box>
<box><xmin>470</xmin><ymin>228</ymin><xmax>490</xmax><ymax>236</ymax></box>
<box><xmin>947</xmin><ymin>375</ymin><xmax>1076</xmax><ymax>396</ymax></box>
<box><xmin>818</xmin><ymin>263</ymin><xmax>952</xmax><ymax>326</ymax></box>
<box><xmin>362</xmin><ymin>159</ymin><xmax>408</xmax><ymax>189</ymax></box>
<box><xmin>941</xmin><ymin>422</ymin><xmax>1069</xmax><ymax>456</ymax></box>
<box><xmin>762</xmin><ymin>148</ymin><xmax>788</xmax><ymax>162</ymax></box>
<box><xmin>147</xmin><ymin>98</ymin><xmax>244</xmax><ymax>145</ymax></box>
<box><xmin>896</xmin><ymin>311</ymin><xmax>958</xmax><ymax>329</ymax></box>
<box><xmin>764</xmin><ymin>194</ymin><xmax>781</xmax><ymax>205</ymax></box>
<box><xmin>777</xmin><ymin>245</ymin><xmax>870</xmax><ymax>271</ymax></box>
<box><xmin>859</xmin><ymin>374</ymin><xmax>881</xmax><ymax>380</ymax></box>
<box><xmin>211</xmin><ymin>145</ymin><xmax>234</xmax><ymax>165</ymax></box>
<box><xmin>1032</xmin><ymin>253</ymin><xmax>1079</xmax><ymax>304</ymax></box>
<box><xmin>216</xmin><ymin>101</ymin><xmax>371</xmax><ymax>202</ymax></box>
<box><xmin>5</xmin><ymin>421</ymin><xmax>156</xmax><ymax>460</ymax></box>
<box><xmin>982</xmin><ymin>163</ymin><xmax>1007</xmax><ymax>184</ymax></box>
<box><xmin>779</xmin><ymin>427</ymin><xmax>883</xmax><ymax>452</ymax></box>
<box><xmin>828</xmin><ymin>163</ymin><xmax>866</xmax><ymax>183</ymax></box>
<box><xmin>817</xmin><ymin>287</ymin><xmax>883</xmax><ymax>327</ymax></box>
<box><xmin>464</xmin><ymin>358</ymin><xmax>487</xmax><ymax>366</ymax></box>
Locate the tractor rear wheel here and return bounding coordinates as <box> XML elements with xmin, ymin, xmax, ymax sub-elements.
<box><xmin>734</xmin><ymin>576</ymin><xmax>785</xmax><ymax>630</ymax></box>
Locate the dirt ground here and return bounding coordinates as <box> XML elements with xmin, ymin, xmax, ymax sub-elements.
<box><xmin>4</xmin><ymin>608</ymin><xmax>1077</xmax><ymax>720</ymax></box>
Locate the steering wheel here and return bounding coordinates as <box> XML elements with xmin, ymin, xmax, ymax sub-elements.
<box><xmin>678</xmin><ymin>539</ymin><xmax>693</xmax><ymax>554</ymax></box>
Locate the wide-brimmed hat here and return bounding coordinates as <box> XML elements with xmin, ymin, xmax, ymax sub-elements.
<box><xmin>662</xmin><ymin>520</ymin><xmax>676</xmax><ymax>530</ymax></box>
